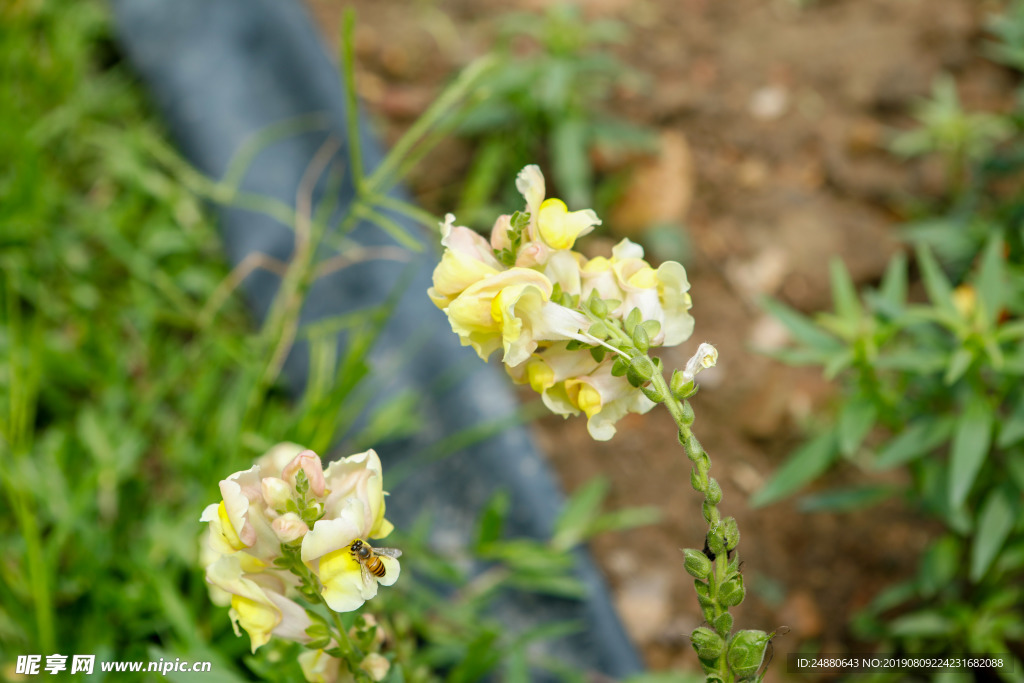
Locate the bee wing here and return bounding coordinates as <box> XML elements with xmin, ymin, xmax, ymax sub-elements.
<box><xmin>372</xmin><ymin>546</ymin><xmax>402</xmax><ymax>559</ymax></box>
<box><xmin>358</xmin><ymin>561</ymin><xmax>377</xmax><ymax>596</ymax></box>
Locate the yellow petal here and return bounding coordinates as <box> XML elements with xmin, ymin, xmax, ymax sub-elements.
<box><xmin>230</xmin><ymin>594</ymin><xmax>280</xmax><ymax>652</ymax></box>
<box><xmin>537</xmin><ymin>198</ymin><xmax>601</xmax><ymax>250</ymax></box>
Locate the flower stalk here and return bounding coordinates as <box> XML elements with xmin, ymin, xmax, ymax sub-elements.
<box><xmin>428</xmin><ymin>164</ymin><xmax>773</xmax><ymax>682</ymax></box>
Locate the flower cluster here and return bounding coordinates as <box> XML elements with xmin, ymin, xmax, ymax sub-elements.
<box><xmin>200</xmin><ymin>443</ymin><xmax>399</xmax><ymax>654</ymax></box>
<box><xmin>429</xmin><ymin>165</ymin><xmax>696</xmax><ymax>440</ymax></box>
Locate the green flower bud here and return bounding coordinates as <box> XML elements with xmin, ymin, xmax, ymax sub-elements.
<box><xmin>680</xmin><ymin>400</ymin><xmax>695</xmax><ymax>425</ymax></box>
<box><xmin>624</xmin><ymin>307</ymin><xmax>642</xmax><ymax>334</ymax></box>
<box><xmin>693</xmin><ymin>579</ymin><xmax>713</xmax><ymax>606</ymax></box>
<box><xmin>713</xmin><ymin>613</ymin><xmax>734</xmax><ymax>637</ymax></box>
<box><xmin>626</xmin><ymin>356</ymin><xmax>655</xmax><ymax>388</ymax></box>
<box><xmin>588</xmin><ymin>292</ymin><xmax>608</xmax><ymax>317</ymax></box>
<box><xmin>690</xmin><ymin>467</ymin><xmax>707</xmax><ymax>492</ymax></box>
<box><xmin>703</xmin><ymin>501</ymin><xmax>721</xmax><ymax>528</ymax></box>
<box><xmin>684</xmin><ymin>433</ymin><xmax>703</xmax><ymax>459</ymax></box>
<box><xmin>723</xmin><ymin>517</ymin><xmax>740</xmax><ymax>551</ymax></box>
<box><xmin>719</xmin><ymin>575</ymin><xmax>745</xmax><ymax>607</ymax></box>
<box><xmin>706</xmin><ymin>478</ymin><xmax>722</xmax><ymax>505</ymax></box>
<box><xmin>631</xmin><ymin>324</ymin><xmax>650</xmax><ymax>353</ymax></box>
<box><xmin>670</xmin><ymin>369</ymin><xmax>693</xmax><ymax>399</ymax></box>
<box><xmin>588</xmin><ymin>322</ymin><xmax>609</xmax><ymax>339</ymax></box>
<box><xmin>726</xmin><ymin>630</ymin><xmax>771</xmax><ymax>680</ymax></box>
<box><xmin>682</xmin><ymin>548</ymin><xmax>712</xmax><ymax>579</ymax></box>
<box><xmin>641</xmin><ymin>319</ymin><xmax>662</xmax><ymax>339</ymax></box>
<box><xmin>611</xmin><ymin>356</ymin><xmax>628</xmax><ymax>377</ymax></box>
<box><xmin>690</xmin><ymin>626</ymin><xmax>724</xmax><ymax>660</ymax></box>
<box><xmin>708</xmin><ymin>528</ymin><xmax>724</xmax><ymax>557</ymax></box>
<box><xmin>641</xmin><ymin>383</ymin><xmax>665</xmax><ymax>402</ymax></box>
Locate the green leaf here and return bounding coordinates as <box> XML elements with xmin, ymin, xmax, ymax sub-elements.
<box><xmin>837</xmin><ymin>396</ymin><xmax>877</xmax><ymax>456</ymax></box>
<box><xmin>878</xmin><ymin>251</ymin><xmax>909</xmax><ymax>311</ymax></box>
<box><xmin>797</xmin><ymin>485</ymin><xmax>896</xmax><ymax>512</ymax></box>
<box><xmin>553</xmin><ymin>476</ymin><xmax>609</xmax><ymax>550</ymax></box>
<box><xmin>888</xmin><ymin>611</ymin><xmax>957</xmax><ymax>637</ymax></box>
<box><xmin>918</xmin><ymin>535</ymin><xmax>960</xmax><ymax>597</ymax></box>
<box><xmin>970</xmin><ymin>485</ymin><xmax>1019</xmax><ymax>582</ymax></box>
<box><xmin>874</xmin><ymin>416</ymin><xmax>954</xmax><ymax>469</ymax></box>
<box><xmin>829</xmin><ymin>257</ymin><xmax>863</xmax><ymax>322</ymax></box>
<box><xmin>474</xmin><ymin>490</ymin><xmax>510</xmax><ymax>551</ymax></box>
<box><xmin>759</xmin><ymin>297</ymin><xmax>844</xmax><ymax>353</ymax></box>
<box><xmin>916</xmin><ymin>244</ymin><xmax>958</xmax><ymax>318</ymax></box>
<box><xmin>948</xmin><ymin>395</ymin><xmax>994</xmax><ymax>510</ymax></box>
<box><xmin>943</xmin><ymin>347</ymin><xmax>974</xmax><ymax>385</ymax></box>
<box><xmin>550</xmin><ymin>116</ymin><xmax>591</xmax><ymax>208</ymax></box>
<box><xmin>974</xmin><ymin>236</ymin><xmax>1005</xmax><ymax>326</ymax></box>
<box><xmin>996</xmin><ymin>395</ymin><xmax>1024</xmax><ymax>448</ymax></box>
<box><xmin>751</xmin><ymin>432</ymin><xmax>838</xmax><ymax>507</ymax></box>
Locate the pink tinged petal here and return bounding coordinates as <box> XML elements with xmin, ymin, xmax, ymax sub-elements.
<box><xmin>301</xmin><ymin>516</ymin><xmax>361</xmax><ymax>563</ymax></box>
<box><xmin>490</xmin><ymin>214</ymin><xmax>512</xmax><ymax>251</ymax></box>
<box><xmin>266</xmin><ymin>591</ymin><xmax>313</xmax><ymax>643</ymax></box>
<box><xmin>282</xmin><ymin>449</ymin><xmax>326</xmax><ymax>497</ymax></box>
<box><xmin>440</xmin><ymin>214</ymin><xmax>501</xmax><ymax>268</ymax></box>
<box><xmin>256</xmin><ymin>442</ymin><xmax>307</xmax><ymax>477</ymax></box>
<box><xmin>272</xmin><ymin>512</ymin><xmax>309</xmax><ymax>543</ymax></box>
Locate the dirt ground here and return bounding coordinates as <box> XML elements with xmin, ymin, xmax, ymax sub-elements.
<box><xmin>306</xmin><ymin>0</ymin><xmax>1011</xmax><ymax>678</ymax></box>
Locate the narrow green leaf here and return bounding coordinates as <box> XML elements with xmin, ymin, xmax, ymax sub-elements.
<box><xmin>916</xmin><ymin>244</ymin><xmax>958</xmax><ymax>317</ymax></box>
<box><xmin>837</xmin><ymin>396</ymin><xmax>877</xmax><ymax>456</ymax></box>
<box><xmin>759</xmin><ymin>297</ymin><xmax>843</xmax><ymax>353</ymax></box>
<box><xmin>797</xmin><ymin>485</ymin><xmax>896</xmax><ymax>512</ymax></box>
<box><xmin>829</xmin><ymin>257</ymin><xmax>863</xmax><ymax>322</ymax></box>
<box><xmin>996</xmin><ymin>395</ymin><xmax>1024</xmax><ymax>448</ymax></box>
<box><xmin>878</xmin><ymin>251</ymin><xmax>909</xmax><ymax>311</ymax></box>
<box><xmin>751</xmin><ymin>432</ymin><xmax>838</xmax><ymax>507</ymax></box>
<box><xmin>553</xmin><ymin>476</ymin><xmax>609</xmax><ymax>550</ymax></box>
<box><xmin>887</xmin><ymin>611</ymin><xmax>956</xmax><ymax>637</ymax></box>
<box><xmin>474</xmin><ymin>490</ymin><xmax>510</xmax><ymax>550</ymax></box>
<box><xmin>970</xmin><ymin>486</ymin><xmax>1019</xmax><ymax>582</ymax></box>
<box><xmin>974</xmin><ymin>236</ymin><xmax>1005</xmax><ymax>326</ymax></box>
<box><xmin>948</xmin><ymin>396</ymin><xmax>994</xmax><ymax>510</ymax></box>
<box><xmin>943</xmin><ymin>347</ymin><xmax>974</xmax><ymax>385</ymax></box>
<box><xmin>918</xmin><ymin>535</ymin><xmax>960</xmax><ymax>597</ymax></box>
<box><xmin>874</xmin><ymin>416</ymin><xmax>954</xmax><ymax>469</ymax></box>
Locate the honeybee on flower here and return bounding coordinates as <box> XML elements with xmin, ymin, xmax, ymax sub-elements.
<box><xmin>199</xmin><ymin>444</ymin><xmax>400</xmax><ymax>652</ymax></box>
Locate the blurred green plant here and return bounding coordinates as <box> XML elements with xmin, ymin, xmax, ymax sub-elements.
<box><xmin>453</xmin><ymin>3</ymin><xmax>656</xmax><ymax>227</ymax></box>
<box><xmin>757</xmin><ymin>4</ymin><xmax>1024</xmax><ymax>679</ymax></box>
<box><xmin>0</xmin><ymin>2</ymin><xmax>663</xmax><ymax>680</ymax></box>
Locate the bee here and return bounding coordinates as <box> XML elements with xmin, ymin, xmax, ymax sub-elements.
<box><xmin>349</xmin><ymin>539</ymin><xmax>402</xmax><ymax>587</ymax></box>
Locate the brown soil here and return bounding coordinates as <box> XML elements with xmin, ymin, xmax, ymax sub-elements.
<box><xmin>305</xmin><ymin>0</ymin><xmax>1010</xmax><ymax>678</ymax></box>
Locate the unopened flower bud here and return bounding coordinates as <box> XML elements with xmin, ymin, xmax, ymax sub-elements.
<box><xmin>713</xmin><ymin>613</ymin><xmax>734</xmax><ymax>637</ymax></box>
<box><xmin>272</xmin><ymin>512</ymin><xmax>309</xmax><ymax>543</ymax></box>
<box><xmin>611</xmin><ymin>356</ymin><xmax>628</xmax><ymax>377</ymax></box>
<box><xmin>683</xmin><ymin>548</ymin><xmax>712</xmax><ymax>579</ymax></box>
<box><xmin>360</xmin><ymin>653</ymin><xmax>391</xmax><ymax>681</ymax></box>
<box><xmin>726</xmin><ymin>630</ymin><xmax>771</xmax><ymax>679</ymax></box>
<box><xmin>261</xmin><ymin>477</ymin><xmax>292</xmax><ymax>512</ymax></box>
<box><xmin>719</xmin><ymin>576</ymin><xmax>745</xmax><ymax>607</ymax></box>
<box><xmin>706</xmin><ymin>526</ymin><xmax>726</xmax><ymax>555</ymax></box>
<box><xmin>690</xmin><ymin>626</ymin><xmax>725</xmax><ymax>660</ymax></box>
<box><xmin>631</xmin><ymin>324</ymin><xmax>650</xmax><ymax>353</ymax></box>
<box><xmin>626</xmin><ymin>356</ymin><xmax>654</xmax><ymax>388</ymax></box>
<box><xmin>706</xmin><ymin>478</ymin><xmax>722</xmax><ymax>505</ymax></box>
<box><xmin>722</xmin><ymin>517</ymin><xmax>740</xmax><ymax>551</ymax></box>
<box><xmin>641</xmin><ymin>383</ymin><xmax>666</xmax><ymax>402</ymax></box>
<box><xmin>679</xmin><ymin>400</ymin><xmax>695</xmax><ymax>425</ymax></box>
